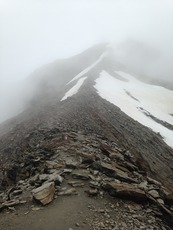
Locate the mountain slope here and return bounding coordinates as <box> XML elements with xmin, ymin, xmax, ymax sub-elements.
<box><xmin>1</xmin><ymin>44</ymin><xmax>173</xmax><ymax>184</ymax></box>
<box><xmin>0</xmin><ymin>44</ymin><xmax>173</xmax><ymax>229</ymax></box>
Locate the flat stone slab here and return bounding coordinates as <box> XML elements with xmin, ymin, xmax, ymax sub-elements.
<box><xmin>103</xmin><ymin>182</ymin><xmax>147</xmax><ymax>202</ymax></box>
<box><xmin>32</xmin><ymin>182</ymin><xmax>55</xmax><ymax>205</ymax></box>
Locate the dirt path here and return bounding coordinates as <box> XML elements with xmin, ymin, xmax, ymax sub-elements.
<box><xmin>1</xmin><ymin>189</ymin><xmax>169</xmax><ymax>230</ymax></box>
<box><xmin>1</xmin><ymin>190</ymin><xmax>101</xmax><ymax>230</ymax></box>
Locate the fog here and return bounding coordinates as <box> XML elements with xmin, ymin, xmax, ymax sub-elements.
<box><xmin>0</xmin><ymin>0</ymin><xmax>173</xmax><ymax>123</ymax></box>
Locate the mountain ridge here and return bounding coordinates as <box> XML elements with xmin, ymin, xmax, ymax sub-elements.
<box><xmin>1</xmin><ymin>44</ymin><xmax>173</xmax><ymax>186</ymax></box>
<box><xmin>0</xmin><ymin>44</ymin><xmax>173</xmax><ymax>229</ymax></box>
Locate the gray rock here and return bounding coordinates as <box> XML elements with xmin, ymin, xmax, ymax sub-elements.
<box><xmin>147</xmin><ymin>177</ymin><xmax>162</xmax><ymax>186</ymax></box>
<box><xmin>72</xmin><ymin>172</ymin><xmax>89</xmax><ymax>180</ymax></box>
<box><xmin>100</xmin><ymin>143</ymin><xmax>124</xmax><ymax>161</ymax></box>
<box><xmin>157</xmin><ymin>198</ymin><xmax>164</xmax><ymax>205</ymax></box>
<box><xmin>2</xmin><ymin>199</ymin><xmax>20</xmax><ymax>208</ymax></box>
<box><xmin>148</xmin><ymin>190</ymin><xmax>160</xmax><ymax>199</ymax></box>
<box><xmin>39</xmin><ymin>174</ymin><xmax>50</xmax><ymax>182</ymax></box>
<box><xmin>58</xmin><ymin>188</ymin><xmax>78</xmax><ymax>196</ymax></box>
<box><xmin>61</xmin><ymin>169</ymin><xmax>73</xmax><ymax>175</ymax></box>
<box><xmin>65</xmin><ymin>159</ymin><xmax>79</xmax><ymax>168</ymax></box>
<box><xmin>29</xmin><ymin>174</ymin><xmax>39</xmax><ymax>185</ymax></box>
<box><xmin>13</xmin><ymin>189</ymin><xmax>23</xmax><ymax>196</ymax></box>
<box><xmin>85</xmin><ymin>189</ymin><xmax>98</xmax><ymax>196</ymax></box>
<box><xmin>46</xmin><ymin>161</ymin><xmax>60</xmax><ymax>169</ymax></box>
<box><xmin>138</xmin><ymin>181</ymin><xmax>148</xmax><ymax>191</ymax></box>
<box><xmin>68</xmin><ymin>180</ymin><xmax>85</xmax><ymax>187</ymax></box>
<box><xmin>48</xmin><ymin>173</ymin><xmax>63</xmax><ymax>185</ymax></box>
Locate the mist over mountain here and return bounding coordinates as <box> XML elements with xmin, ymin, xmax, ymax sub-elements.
<box><xmin>1</xmin><ymin>1</ymin><xmax>173</xmax><ymax>229</ymax></box>
<box><xmin>1</xmin><ymin>41</ymin><xmax>173</xmax><ymax>124</ymax></box>
<box><xmin>1</xmin><ymin>43</ymin><xmax>173</xmax><ymax>229</ymax></box>
<box><xmin>1</xmin><ymin>0</ymin><xmax>173</xmax><ymax>124</ymax></box>
<box><xmin>112</xmin><ymin>40</ymin><xmax>173</xmax><ymax>88</ymax></box>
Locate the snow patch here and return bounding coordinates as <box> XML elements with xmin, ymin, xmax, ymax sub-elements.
<box><xmin>67</xmin><ymin>52</ymin><xmax>107</xmax><ymax>85</ymax></box>
<box><xmin>95</xmin><ymin>70</ymin><xmax>173</xmax><ymax>148</ymax></box>
<box><xmin>61</xmin><ymin>77</ymin><xmax>87</xmax><ymax>101</ymax></box>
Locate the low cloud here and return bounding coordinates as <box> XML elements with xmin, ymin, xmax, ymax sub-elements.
<box><xmin>0</xmin><ymin>0</ymin><xmax>173</xmax><ymax>123</ymax></box>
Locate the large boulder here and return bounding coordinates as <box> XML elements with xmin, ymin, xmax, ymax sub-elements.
<box><xmin>102</xmin><ymin>182</ymin><xmax>147</xmax><ymax>202</ymax></box>
<box><xmin>32</xmin><ymin>182</ymin><xmax>55</xmax><ymax>205</ymax></box>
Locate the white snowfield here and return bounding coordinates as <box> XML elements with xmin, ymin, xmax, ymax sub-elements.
<box><xmin>95</xmin><ymin>70</ymin><xmax>173</xmax><ymax>148</ymax></box>
<box><xmin>67</xmin><ymin>52</ymin><xmax>107</xmax><ymax>85</ymax></box>
<box><xmin>61</xmin><ymin>76</ymin><xmax>87</xmax><ymax>101</ymax></box>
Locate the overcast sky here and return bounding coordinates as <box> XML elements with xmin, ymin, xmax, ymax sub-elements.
<box><xmin>0</xmin><ymin>0</ymin><xmax>173</xmax><ymax>122</ymax></box>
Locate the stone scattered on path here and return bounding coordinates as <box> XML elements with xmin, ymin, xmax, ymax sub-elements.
<box><xmin>58</xmin><ymin>188</ymin><xmax>78</xmax><ymax>196</ymax></box>
<box><xmin>32</xmin><ymin>182</ymin><xmax>55</xmax><ymax>205</ymax></box>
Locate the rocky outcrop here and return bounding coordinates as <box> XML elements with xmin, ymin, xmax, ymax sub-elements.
<box><xmin>0</xmin><ymin>131</ymin><xmax>173</xmax><ymax>228</ymax></box>
<box><xmin>102</xmin><ymin>182</ymin><xmax>147</xmax><ymax>202</ymax></box>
